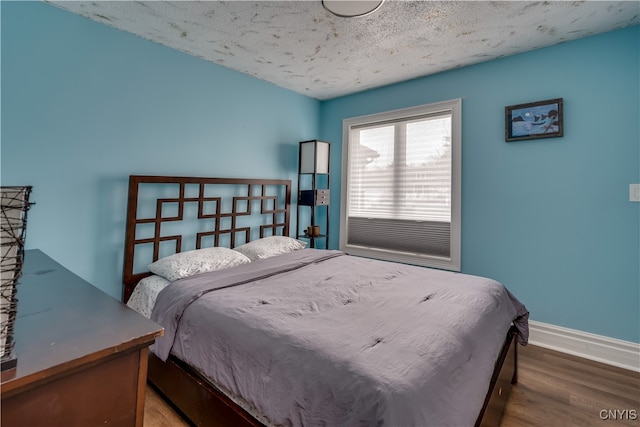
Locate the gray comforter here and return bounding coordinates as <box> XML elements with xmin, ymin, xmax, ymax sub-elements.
<box><xmin>151</xmin><ymin>249</ymin><xmax>529</xmax><ymax>427</ymax></box>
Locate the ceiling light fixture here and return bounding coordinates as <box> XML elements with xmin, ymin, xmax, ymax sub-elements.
<box><xmin>322</xmin><ymin>0</ymin><xmax>385</xmax><ymax>18</ymax></box>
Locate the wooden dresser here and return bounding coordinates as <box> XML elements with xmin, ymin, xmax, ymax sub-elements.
<box><xmin>1</xmin><ymin>249</ymin><xmax>163</xmax><ymax>427</ymax></box>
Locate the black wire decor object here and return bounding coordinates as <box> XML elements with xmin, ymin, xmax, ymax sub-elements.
<box><xmin>1</xmin><ymin>186</ymin><xmax>33</xmax><ymax>372</ymax></box>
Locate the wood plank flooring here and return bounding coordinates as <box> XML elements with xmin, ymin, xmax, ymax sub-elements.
<box><xmin>144</xmin><ymin>384</ymin><xmax>190</xmax><ymax>427</ymax></box>
<box><xmin>143</xmin><ymin>344</ymin><xmax>640</xmax><ymax>426</ymax></box>
<box><xmin>500</xmin><ymin>345</ymin><xmax>639</xmax><ymax>427</ymax></box>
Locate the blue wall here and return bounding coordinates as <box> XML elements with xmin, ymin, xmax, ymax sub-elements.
<box><xmin>320</xmin><ymin>26</ymin><xmax>640</xmax><ymax>343</ymax></box>
<box><xmin>1</xmin><ymin>2</ymin><xmax>320</xmax><ymax>299</ymax></box>
<box><xmin>2</xmin><ymin>2</ymin><xmax>638</xmax><ymax>343</ymax></box>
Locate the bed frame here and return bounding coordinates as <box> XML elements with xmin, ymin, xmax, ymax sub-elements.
<box><xmin>123</xmin><ymin>174</ymin><xmax>518</xmax><ymax>427</ymax></box>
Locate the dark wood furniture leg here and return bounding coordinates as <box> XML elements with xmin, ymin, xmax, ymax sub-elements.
<box><xmin>477</xmin><ymin>326</ymin><xmax>518</xmax><ymax>427</ymax></box>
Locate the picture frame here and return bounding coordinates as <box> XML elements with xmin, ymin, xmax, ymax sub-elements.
<box><xmin>505</xmin><ymin>98</ymin><xmax>563</xmax><ymax>142</ymax></box>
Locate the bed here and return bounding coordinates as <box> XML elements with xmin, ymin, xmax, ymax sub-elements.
<box><xmin>123</xmin><ymin>175</ymin><xmax>529</xmax><ymax>427</ymax></box>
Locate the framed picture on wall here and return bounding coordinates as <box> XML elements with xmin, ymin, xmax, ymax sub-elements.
<box><xmin>505</xmin><ymin>98</ymin><xmax>563</xmax><ymax>142</ymax></box>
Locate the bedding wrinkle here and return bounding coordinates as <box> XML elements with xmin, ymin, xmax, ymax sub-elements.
<box><xmin>151</xmin><ymin>249</ymin><xmax>529</xmax><ymax>427</ymax></box>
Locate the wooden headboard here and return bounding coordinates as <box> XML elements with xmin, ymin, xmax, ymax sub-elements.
<box><xmin>122</xmin><ymin>175</ymin><xmax>291</xmax><ymax>302</ymax></box>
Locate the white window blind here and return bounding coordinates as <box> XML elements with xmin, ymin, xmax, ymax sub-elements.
<box><xmin>340</xmin><ymin>99</ymin><xmax>461</xmax><ymax>271</ymax></box>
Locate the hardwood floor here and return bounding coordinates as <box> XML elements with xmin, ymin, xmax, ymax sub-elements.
<box><xmin>500</xmin><ymin>345</ymin><xmax>639</xmax><ymax>427</ymax></box>
<box><xmin>143</xmin><ymin>344</ymin><xmax>640</xmax><ymax>426</ymax></box>
<box><xmin>144</xmin><ymin>384</ymin><xmax>190</xmax><ymax>427</ymax></box>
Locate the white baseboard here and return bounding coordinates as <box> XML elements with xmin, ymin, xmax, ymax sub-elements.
<box><xmin>528</xmin><ymin>320</ymin><xmax>640</xmax><ymax>372</ymax></box>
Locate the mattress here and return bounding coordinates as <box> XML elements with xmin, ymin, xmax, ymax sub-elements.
<box><xmin>150</xmin><ymin>249</ymin><xmax>529</xmax><ymax>426</ymax></box>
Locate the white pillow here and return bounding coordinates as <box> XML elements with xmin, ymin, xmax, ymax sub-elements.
<box><xmin>126</xmin><ymin>275</ymin><xmax>171</xmax><ymax>319</ymax></box>
<box><xmin>148</xmin><ymin>247</ymin><xmax>251</xmax><ymax>281</ymax></box>
<box><xmin>234</xmin><ymin>236</ymin><xmax>307</xmax><ymax>261</ymax></box>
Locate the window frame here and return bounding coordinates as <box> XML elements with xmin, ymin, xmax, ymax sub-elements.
<box><xmin>339</xmin><ymin>98</ymin><xmax>462</xmax><ymax>271</ymax></box>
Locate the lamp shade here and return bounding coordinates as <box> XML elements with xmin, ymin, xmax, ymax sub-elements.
<box><xmin>300</xmin><ymin>140</ymin><xmax>330</xmax><ymax>174</ymax></box>
<box><xmin>1</xmin><ymin>186</ymin><xmax>33</xmax><ymax>372</ymax></box>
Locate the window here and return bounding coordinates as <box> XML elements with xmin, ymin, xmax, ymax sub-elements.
<box><xmin>340</xmin><ymin>99</ymin><xmax>461</xmax><ymax>271</ymax></box>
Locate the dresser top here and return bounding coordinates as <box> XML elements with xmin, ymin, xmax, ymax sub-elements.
<box><xmin>1</xmin><ymin>249</ymin><xmax>163</xmax><ymax>393</ymax></box>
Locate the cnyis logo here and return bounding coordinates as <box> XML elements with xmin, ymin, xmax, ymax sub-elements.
<box><xmin>599</xmin><ymin>409</ymin><xmax>638</xmax><ymax>420</ymax></box>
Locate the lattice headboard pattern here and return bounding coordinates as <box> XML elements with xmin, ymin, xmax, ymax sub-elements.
<box><xmin>122</xmin><ymin>175</ymin><xmax>291</xmax><ymax>301</ymax></box>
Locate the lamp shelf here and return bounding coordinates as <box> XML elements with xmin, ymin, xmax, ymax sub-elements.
<box><xmin>296</xmin><ymin>140</ymin><xmax>330</xmax><ymax>250</ymax></box>
<box><xmin>298</xmin><ymin>233</ymin><xmax>328</xmax><ymax>239</ymax></box>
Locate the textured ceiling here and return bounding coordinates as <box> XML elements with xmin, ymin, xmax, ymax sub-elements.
<box><xmin>48</xmin><ymin>1</ymin><xmax>639</xmax><ymax>100</ymax></box>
